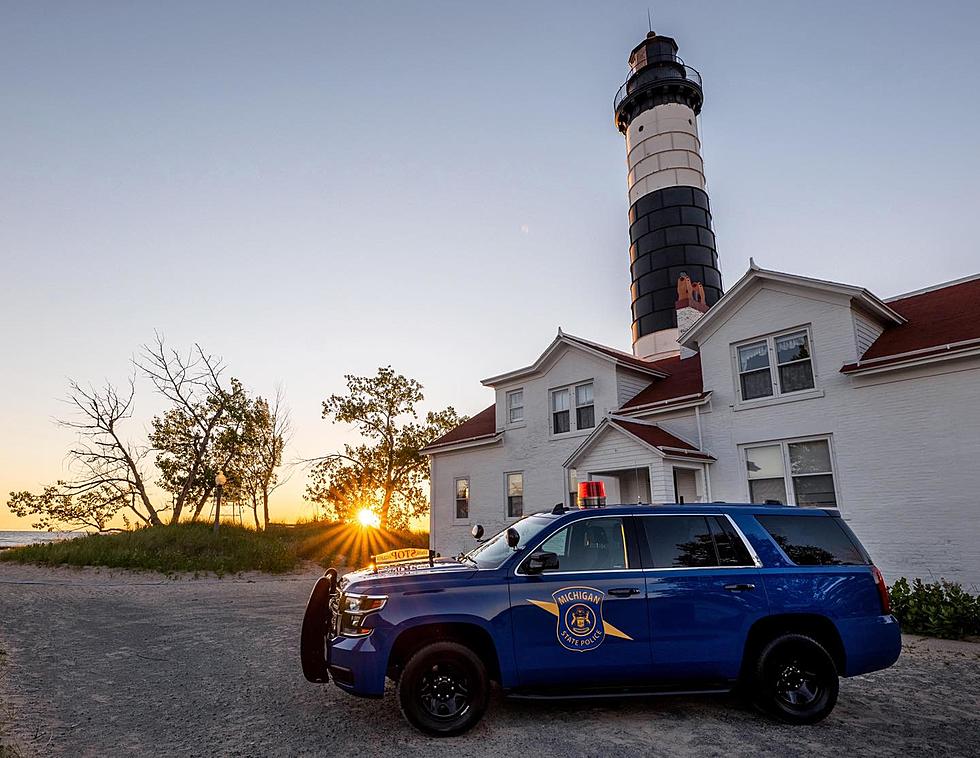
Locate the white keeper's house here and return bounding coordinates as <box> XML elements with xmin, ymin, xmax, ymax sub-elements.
<box><xmin>422</xmin><ymin>32</ymin><xmax>980</xmax><ymax>589</ymax></box>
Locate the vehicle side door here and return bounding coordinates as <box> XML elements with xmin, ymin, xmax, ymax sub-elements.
<box><xmin>508</xmin><ymin>515</ymin><xmax>652</xmax><ymax>689</ymax></box>
<box><xmin>637</xmin><ymin>514</ymin><xmax>769</xmax><ymax>684</ymax></box>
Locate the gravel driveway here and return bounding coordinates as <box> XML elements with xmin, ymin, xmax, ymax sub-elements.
<box><xmin>1</xmin><ymin>563</ymin><xmax>978</xmax><ymax>757</ymax></box>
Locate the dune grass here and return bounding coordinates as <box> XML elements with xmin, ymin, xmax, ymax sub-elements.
<box><xmin>0</xmin><ymin>521</ymin><xmax>429</xmax><ymax>575</ymax></box>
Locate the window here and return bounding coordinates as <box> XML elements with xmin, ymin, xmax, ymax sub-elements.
<box><xmin>537</xmin><ymin>517</ymin><xmax>628</xmax><ymax>572</ymax></box>
<box><xmin>506</xmin><ymin>389</ymin><xmax>524</xmax><ymax>424</ymax></box>
<box><xmin>575</xmin><ymin>383</ymin><xmax>595</xmax><ymax>430</ymax></box>
<box><xmin>506</xmin><ymin>472</ymin><xmax>523</xmax><ymax>518</ymax></box>
<box><xmin>736</xmin><ymin>329</ymin><xmax>815</xmax><ymax>402</ymax></box>
<box><xmin>745</xmin><ymin>438</ymin><xmax>837</xmax><ymax>506</ymax></box>
<box><xmin>641</xmin><ymin>515</ymin><xmax>753</xmax><ymax>568</ymax></box>
<box><xmin>454</xmin><ymin>477</ymin><xmax>469</xmax><ymax>520</ymax></box>
<box><xmin>756</xmin><ymin>515</ymin><xmax>868</xmax><ymax>566</ymax></box>
<box><xmin>551</xmin><ymin>389</ymin><xmax>570</xmax><ymax>434</ymax></box>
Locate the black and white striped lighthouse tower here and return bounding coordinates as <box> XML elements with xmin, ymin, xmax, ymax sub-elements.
<box><xmin>615</xmin><ymin>32</ymin><xmax>723</xmax><ymax>360</ymax></box>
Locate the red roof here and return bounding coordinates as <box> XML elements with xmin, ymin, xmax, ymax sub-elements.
<box><xmin>611</xmin><ymin>419</ymin><xmax>714</xmax><ymax>460</ymax></box>
<box><xmin>620</xmin><ymin>354</ymin><xmax>705</xmax><ymax>408</ymax></box>
<box><xmin>842</xmin><ymin>276</ymin><xmax>980</xmax><ymax>372</ymax></box>
<box><xmin>422</xmin><ymin>404</ymin><xmax>497</xmax><ymax>450</ymax></box>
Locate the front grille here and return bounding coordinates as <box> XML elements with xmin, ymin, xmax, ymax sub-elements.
<box><xmin>328</xmin><ymin>591</ymin><xmax>341</xmax><ymax>637</ymax></box>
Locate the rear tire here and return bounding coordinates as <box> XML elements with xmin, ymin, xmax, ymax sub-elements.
<box><xmin>396</xmin><ymin>641</ymin><xmax>489</xmax><ymax>736</ymax></box>
<box><xmin>752</xmin><ymin>633</ymin><xmax>838</xmax><ymax>724</ymax></box>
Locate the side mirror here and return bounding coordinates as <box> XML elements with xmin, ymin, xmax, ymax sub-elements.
<box><xmin>525</xmin><ymin>551</ymin><xmax>559</xmax><ymax>574</ymax></box>
<box><xmin>471</xmin><ymin>524</ymin><xmax>484</xmax><ymax>540</ymax></box>
<box><xmin>506</xmin><ymin>527</ymin><xmax>520</xmax><ymax>549</ymax></box>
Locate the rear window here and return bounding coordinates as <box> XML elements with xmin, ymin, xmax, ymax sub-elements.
<box><xmin>756</xmin><ymin>515</ymin><xmax>868</xmax><ymax>566</ymax></box>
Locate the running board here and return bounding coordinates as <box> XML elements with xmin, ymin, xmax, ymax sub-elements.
<box><xmin>506</xmin><ymin>686</ymin><xmax>732</xmax><ymax>701</ymax></box>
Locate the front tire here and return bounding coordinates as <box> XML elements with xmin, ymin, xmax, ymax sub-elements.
<box><xmin>396</xmin><ymin>641</ymin><xmax>489</xmax><ymax>736</ymax></box>
<box><xmin>752</xmin><ymin>633</ymin><xmax>839</xmax><ymax>724</ymax></box>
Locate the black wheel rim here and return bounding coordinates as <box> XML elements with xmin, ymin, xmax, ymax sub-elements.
<box><xmin>771</xmin><ymin>656</ymin><xmax>822</xmax><ymax>709</ymax></box>
<box><xmin>417</xmin><ymin>660</ymin><xmax>472</xmax><ymax>721</ymax></box>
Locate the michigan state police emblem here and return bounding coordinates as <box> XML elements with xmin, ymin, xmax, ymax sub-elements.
<box><xmin>553</xmin><ymin>586</ymin><xmax>605</xmax><ymax>652</ymax></box>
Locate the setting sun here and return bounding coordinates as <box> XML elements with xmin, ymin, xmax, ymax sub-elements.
<box><xmin>356</xmin><ymin>508</ymin><xmax>380</xmax><ymax>529</ymax></box>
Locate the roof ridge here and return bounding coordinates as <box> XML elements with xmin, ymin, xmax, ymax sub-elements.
<box><xmin>886</xmin><ymin>271</ymin><xmax>980</xmax><ymax>302</ymax></box>
<box><xmin>560</xmin><ymin>331</ymin><xmax>646</xmax><ymax>361</ymax></box>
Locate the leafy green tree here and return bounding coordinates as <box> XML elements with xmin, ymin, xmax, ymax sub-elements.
<box><xmin>305</xmin><ymin>367</ymin><xmax>464</xmax><ymax>529</ymax></box>
<box><xmin>233</xmin><ymin>391</ymin><xmax>290</xmax><ymax>529</ymax></box>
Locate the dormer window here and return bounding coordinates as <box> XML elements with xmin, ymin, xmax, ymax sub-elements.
<box><xmin>506</xmin><ymin>389</ymin><xmax>524</xmax><ymax>424</ymax></box>
<box><xmin>551</xmin><ymin>381</ymin><xmax>596</xmax><ymax>435</ymax></box>
<box><xmin>575</xmin><ymin>383</ymin><xmax>595</xmax><ymax>429</ymax></box>
<box><xmin>736</xmin><ymin>328</ymin><xmax>815</xmax><ymax>402</ymax></box>
<box><xmin>551</xmin><ymin>389</ymin><xmax>570</xmax><ymax>433</ymax></box>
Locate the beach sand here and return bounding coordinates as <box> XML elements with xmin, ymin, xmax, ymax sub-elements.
<box><xmin>1</xmin><ymin>562</ymin><xmax>978</xmax><ymax>757</ymax></box>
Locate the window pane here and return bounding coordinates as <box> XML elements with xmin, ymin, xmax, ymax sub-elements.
<box><xmin>507</xmin><ymin>473</ymin><xmax>523</xmax><ymax>497</ymax></box>
<box><xmin>749</xmin><ymin>478</ymin><xmax>787</xmax><ymax>504</ymax></box>
<box><xmin>778</xmin><ymin>361</ymin><xmax>814</xmax><ymax>393</ymax></box>
<box><xmin>553</xmin><ymin>410</ymin><xmax>570</xmax><ymax>434</ymax></box>
<box><xmin>543</xmin><ymin>518</ymin><xmax>628</xmax><ymax>572</ymax></box>
<box><xmin>708</xmin><ymin>517</ymin><xmax>754</xmax><ymax>566</ymax></box>
<box><xmin>509</xmin><ymin>407</ymin><xmax>523</xmax><ymax>423</ymax></box>
<box><xmin>551</xmin><ymin>389</ymin><xmax>569</xmax><ymax>412</ymax></box>
<box><xmin>746</xmin><ymin>445</ymin><xmax>784</xmax><ymax>480</ymax></box>
<box><xmin>788</xmin><ymin>440</ymin><xmax>831</xmax><ymax>474</ymax></box>
<box><xmin>508</xmin><ymin>496</ymin><xmax>523</xmax><ymax>518</ymax></box>
<box><xmin>575</xmin><ymin>383</ymin><xmax>593</xmax><ymax>405</ymax></box>
<box><xmin>456</xmin><ymin>478</ymin><xmax>469</xmax><ymax>499</ymax></box>
<box><xmin>775</xmin><ymin>332</ymin><xmax>810</xmax><ymax>364</ymax></box>
<box><xmin>738</xmin><ymin>341</ymin><xmax>770</xmax><ymax>372</ymax></box>
<box><xmin>642</xmin><ymin>516</ymin><xmax>718</xmax><ymax>568</ymax></box>
<box><xmin>455</xmin><ymin>499</ymin><xmax>468</xmax><ymax>519</ymax></box>
<box><xmin>756</xmin><ymin>515</ymin><xmax>867</xmax><ymax>566</ymax></box>
<box><xmin>508</xmin><ymin>390</ymin><xmax>523</xmax><ymax>409</ymax></box>
<box><xmin>576</xmin><ymin>405</ymin><xmax>595</xmax><ymax>430</ymax></box>
<box><xmin>740</xmin><ymin>368</ymin><xmax>773</xmax><ymax>400</ymax></box>
<box><xmin>793</xmin><ymin>474</ymin><xmax>837</xmax><ymax>506</ymax></box>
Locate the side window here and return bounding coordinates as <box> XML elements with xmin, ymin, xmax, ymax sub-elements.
<box><xmin>707</xmin><ymin>516</ymin><xmax>755</xmax><ymax>566</ymax></box>
<box><xmin>538</xmin><ymin>518</ymin><xmax>628</xmax><ymax>572</ymax></box>
<box><xmin>642</xmin><ymin>516</ymin><xmax>718</xmax><ymax>568</ymax></box>
<box><xmin>756</xmin><ymin>515</ymin><xmax>868</xmax><ymax>566</ymax></box>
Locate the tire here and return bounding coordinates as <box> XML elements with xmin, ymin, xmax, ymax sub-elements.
<box><xmin>752</xmin><ymin>633</ymin><xmax>839</xmax><ymax>724</ymax></box>
<box><xmin>396</xmin><ymin>641</ymin><xmax>489</xmax><ymax>736</ymax></box>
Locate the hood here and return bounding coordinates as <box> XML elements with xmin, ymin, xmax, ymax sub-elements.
<box><xmin>339</xmin><ymin>557</ymin><xmax>474</xmax><ymax>590</ymax></box>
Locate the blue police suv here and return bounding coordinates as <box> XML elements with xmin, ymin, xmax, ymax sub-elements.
<box><xmin>301</xmin><ymin>504</ymin><xmax>900</xmax><ymax>736</ymax></box>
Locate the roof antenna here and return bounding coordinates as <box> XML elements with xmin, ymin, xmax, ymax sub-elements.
<box><xmin>647</xmin><ymin>7</ymin><xmax>653</xmax><ymax>33</ymax></box>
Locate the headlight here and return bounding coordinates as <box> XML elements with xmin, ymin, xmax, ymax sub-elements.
<box><xmin>338</xmin><ymin>593</ymin><xmax>387</xmax><ymax>637</ymax></box>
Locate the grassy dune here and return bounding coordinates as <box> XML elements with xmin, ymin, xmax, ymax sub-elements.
<box><xmin>0</xmin><ymin>521</ymin><xmax>428</xmax><ymax>575</ymax></box>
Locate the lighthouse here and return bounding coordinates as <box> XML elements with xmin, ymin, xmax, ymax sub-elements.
<box><xmin>615</xmin><ymin>32</ymin><xmax>723</xmax><ymax>360</ymax></box>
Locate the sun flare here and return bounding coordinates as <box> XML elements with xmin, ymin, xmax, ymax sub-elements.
<box><xmin>356</xmin><ymin>508</ymin><xmax>381</xmax><ymax>529</ymax></box>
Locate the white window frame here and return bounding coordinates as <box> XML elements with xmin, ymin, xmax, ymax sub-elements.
<box><xmin>742</xmin><ymin>435</ymin><xmax>840</xmax><ymax>507</ymax></box>
<box><xmin>732</xmin><ymin>326</ymin><xmax>817</xmax><ymax>404</ymax></box>
<box><xmin>505</xmin><ymin>471</ymin><xmax>524</xmax><ymax>519</ymax></box>
<box><xmin>506</xmin><ymin>389</ymin><xmax>524</xmax><ymax>425</ymax></box>
<box><xmin>453</xmin><ymin>476</ymin><xmax>470</xmax><ymax>522</ymax></box>
<box><xmin>550</xmin><ymin>380</ymin><xmax>595</xmax><ymax>437</ymax></box>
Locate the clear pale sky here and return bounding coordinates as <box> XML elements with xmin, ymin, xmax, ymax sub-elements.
<box><xmin>2</xmin><ymin>1</ymin><xmax>979</xmax><ymax>529</ymax></box>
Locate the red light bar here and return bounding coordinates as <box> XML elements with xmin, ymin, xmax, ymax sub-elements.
<box><xmin>578</xmin><ymin>481</ymin><xmax>606</xmax><ymax>508</ymax></box>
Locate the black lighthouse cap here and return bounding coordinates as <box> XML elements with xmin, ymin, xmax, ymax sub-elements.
<box><xmin>614</xmin><ymin>32</ymin><xmax>703</xmax><ymax>133</ymax></box>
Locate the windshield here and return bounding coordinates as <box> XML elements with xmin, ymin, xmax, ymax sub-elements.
<box><xmin>463</xmin><ymin>514</ymin><xmax>555</xmax><ymax>569</ymax></box>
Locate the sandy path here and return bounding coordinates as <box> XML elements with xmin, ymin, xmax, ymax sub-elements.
<box><xmin>0</xmin><ymin>562</ymin><xmax>978</xmax><ymax>757</ymax></box>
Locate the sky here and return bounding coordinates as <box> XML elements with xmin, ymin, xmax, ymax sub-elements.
<box><xmin>2</xmin><ymin>1</ymin><xmax>979</xmax><ymax>529</ymax></box>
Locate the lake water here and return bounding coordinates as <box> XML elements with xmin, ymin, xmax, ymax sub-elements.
<box><xmin>0</xmin><ymin>531</ymin><xmax>82</xmax><ymax>549</ymax></box>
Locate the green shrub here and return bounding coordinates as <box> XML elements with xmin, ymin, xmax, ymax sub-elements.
<box><xmin>0</xmin><ymin>523</ymin><xmax>299</xmax><ymax>575</ymax></box>
<box><xmin>889</xmin><ymin>577</ymin><xmax>980</xmax><ymax>640</ymax></box>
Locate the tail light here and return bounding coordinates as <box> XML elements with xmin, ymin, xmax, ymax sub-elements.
<box><xmin>871</xmin><ymin>565</ymin><xmax>891</xmax><ymax>614</ymax></box>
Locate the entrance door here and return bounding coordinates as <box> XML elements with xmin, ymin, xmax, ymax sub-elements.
<box><xmin>509</xmin><ymin>515</ymin><xmax>652</xmax><ymax>689</ymax></box>
<box><xmin>672</xmin><ymin>467</ymin><xmax>699</xmax><ymax>504</ymax></box>
<box><xmin>637</xmin><ymin>513</ymin><xmax>768</xmax><ymax>683</ymax></box>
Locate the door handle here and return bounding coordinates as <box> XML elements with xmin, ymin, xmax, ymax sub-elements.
<box><xmin>724</xmin><ymin>583</ymin><xmax>756</xmax><ymax>592</ymax></box>
<box><xmin>608</xmin><ymin>587</ymin><xmax>640</xmax><ymax>597</ymax></box>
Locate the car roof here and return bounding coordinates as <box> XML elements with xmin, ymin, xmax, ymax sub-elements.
<box><xmin>531</xmin><ymin>503</ymin><xmax>835</xmax><ymax>520</ymax></box>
